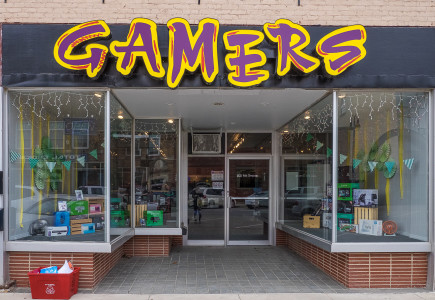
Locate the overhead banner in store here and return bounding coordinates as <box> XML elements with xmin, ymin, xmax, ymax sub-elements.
<box><xmin>53</xmin><ymin>19</ymin><xmax>367</xmax><ymax>88</ymax></box>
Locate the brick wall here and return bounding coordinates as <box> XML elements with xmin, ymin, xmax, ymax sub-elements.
<box><xmin>278</xmin><ymin>229</ymin><xmax>428</xmax><ymax>288</ymax></box>
<box><xmin>9</xmin><ymin>235</ymin><xmax>182</xmax><ymax>288</ymax></box>
<box><xmin>124</xmin><ymin>235</ymin><xmax>172</xmax><ymax>257</ymax></box>
<box><xmin>0</xmin><ymin>0</ymin><xmax>433</xmax><ymax>26</ymax></box>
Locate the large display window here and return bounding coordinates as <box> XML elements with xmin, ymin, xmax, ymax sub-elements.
<box><xmin>134</xmin><ymin>119</ymin><xmax>179</xmax><ymax>228</ymax></box>
<box><xmin>278</xmin><ymin>90</ymin><xmax>430</xmax><ymax>246</ymax></box>
<box><xmin>110</xmin><ymin>95</ymin><xmax>132</xmax><ymax>231</ymax></box>
<box><xmin>7</xmin><ymin>90</ymin><xmax>107</xmax><ymax>242</ymax></box>
<box><xmin>336</xmin><ymin>91</ymin><xmax>429</xmax><ymax>242</ymax></box>
<box><xmin>279</xmin><ymin>94</ymin><xmax>333</xmax><ymax>241</ymax></box>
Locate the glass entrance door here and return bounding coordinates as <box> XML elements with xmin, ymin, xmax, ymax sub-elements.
<box><xmin>227</xmin><ymin>159</ymin><xmax>270</xmax><ymax>244</ymax></box>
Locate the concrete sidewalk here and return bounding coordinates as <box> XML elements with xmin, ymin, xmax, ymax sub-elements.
<box><xmin>1</xmin><ymin>293</ymin><xmax>435</xmax><ymax>300</ymax></box>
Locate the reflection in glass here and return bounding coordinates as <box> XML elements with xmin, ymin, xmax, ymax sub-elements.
<box><xmin>227</xmin><ymin>133</ymin><xmax>271</xmax><ymax>154</ymax></box>
<box><xmin>134</xmin><ymin>120</ymin><xmax>178</xmax><ymax>228</ymax></box>
<box><xmin>279</xmin><ymin>94</ymin><xmax>333</xmax><ymax>241</ymax></box>
<box><xmin>229</xmin><ymin>159</ymin><xmax>269</xmax><ymax>241</ymax></box>
<box><xmin>110</xmin><ymin>95</ymin><xmax>132</xmax><ymax>230</ymax></box>
<box><xmin>188</xmin><ymin>157</ymin><xmax>225</xmax><ymax>240</ymax></box>
<box><xmin>8</xmin><ymin>91</ymin><xmax>107</xmax><ymax>242</ymax></box>
<box><xmin>337</xmin><ymin>91</ymin><xmax>429</xmax><ymax>242</ymax></box>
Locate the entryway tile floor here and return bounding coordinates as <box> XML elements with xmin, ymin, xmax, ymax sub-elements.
<box><xmin>91</xmin><ymin>246</ymin><xmax>424</xmax><ymax>294</ymax></box>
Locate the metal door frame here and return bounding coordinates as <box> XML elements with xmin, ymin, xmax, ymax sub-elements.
<box><xmin>225</xmin><ymin>155</ymin><xmax>272</xmax><ymax>246</ymax></box>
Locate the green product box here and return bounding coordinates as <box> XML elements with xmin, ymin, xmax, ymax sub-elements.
<box><xmin>337</xmin><ymin>213</ymin><xmax>354</xmax><ymax>230</ymax></box>
<box><xmin>110</xmin><ymin>210</ymin><xmax>129</xmax><ymax>227</ymax></box>
<box><xmin>146</xmin><ymin>210</ymin><xmax>163</xmax><ymax>227</ymax></box>
<box><xmin>337</xmin><ymin>183</ymin><xmax>359</xmax><ymax>201</ymax></box>
<box><xmin>67</xmin><ymin>200</ymin><xmax>89</xmax><ymax>216</ymax></box>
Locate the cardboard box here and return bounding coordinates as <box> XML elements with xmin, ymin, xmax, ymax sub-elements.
<box><xmin>81</xmin><ymin>223</ymin><xmax>95</xmax><ymax>234</ymax></box>
<box><xmin>67</xmin><ymin>200</ymin><xmax>89</xmax><ymax>216</ymax></box>
<box><xmin>45</xmin><ymin>226</ymin><xmax>69</xmax><ymax>237</ymax></box>
<box><xmin>303</xmin><ymin>215</ymin><xmax>320</xmax><ymax>228</ymax></box>
<box><xmin>359</xmin><ymin>219</ymin><xmax>383</xmax><ymax>236</ymax></box>
<box><xmin>147</xmin><ymin>210</ymin><xmax>164</xmax><ymax>226</ymax></box>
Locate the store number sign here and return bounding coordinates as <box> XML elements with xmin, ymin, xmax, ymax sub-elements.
<box><xmin>54</xmin><ymin>19</ymin><xmax>367</xmax><ymax>88</ymax></box>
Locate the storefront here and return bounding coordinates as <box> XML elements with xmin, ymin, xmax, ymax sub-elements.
<box><xmin>1</xmin><ymin>18</ymin><xmax>434</xmax><ymax>289</ymax></box>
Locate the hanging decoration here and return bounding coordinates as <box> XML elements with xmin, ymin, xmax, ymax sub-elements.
<box><xmin>384</xmin><ymin>160</ymin><xmax>397</xmax><ymax>179</ymax></box>
<box><xmin>385</xmin><ymin>161</ymin><xmax>395</xmax><ymax>174</ymax></box>
<box><xmin>403</xmin><ymin>158</ymin><xmax>414</xmax><ymax>170</ymax></box>
<box><xmin>77</xmin><ymin>156</ymin><xmax>86</xmax><ymax>167</ymax></box>
<box><xmin>19</xmin><ymin>107</ymin><xmax>25</xmax><ymax>228</ymax></box>
<box><xmin>368</xmin><ymin>161</ymin><xmax>378</xmax><ymax>172</ymax></box>
<box><xmin>353</xmin><ymin>159</ymin><xmax>362</xmax><ymax>169</ymax></box>
<box><xmin>28</xmin><ymin>158</ymin><xmax>39</xmax><ymax>169</ymax></box>
<box><xmin>46</xmin><ymin>162</ymin><xmax>56</xmax><ymax>173</ymax></box>
<box><xmin>62</xmin><ymin>160</ymin><xmax>72</xmax><ymax>171</ymax></box>
<box><xmin>326</xmin><ymin>147</ymin><xmax>332</xmax><ymax>158</ymax></box>
<box><xmin>89</xmin><ymin>149</ymin><xmax>98</xmax><ymax>159</ymax></box>
<box><xmin>340</xmin><ymin>154</ymin><xmax>348</xmax><ymax>164</ymax></box>
<box><xmin>399</xmin><ymin>101</ymin><xmax>404</xmax><ymax>199</ymax></box>
<box><xmin>306</xmin><ymin>133</ymin><xmax>313</xmax><ymax>142</ymax></box>
<box><xmin>316</xmin><ymin>141</ymin><xmax>323</xmax><ymax>151</ymax></box>
<box><xmin>386</xmin><ymin>113</ymin><xmax>390</xmax><ymax>216</ymax></box>
<box><xmin>10</xmin><ymin>151</ymin><xmax>21</xmax><ymax>163</ymax></box>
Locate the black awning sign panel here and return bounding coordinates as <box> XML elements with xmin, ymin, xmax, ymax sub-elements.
<box><xmin>53</xmin><ymin>18</ymin><xmax>367</xmax><ymax>88</ymax></box>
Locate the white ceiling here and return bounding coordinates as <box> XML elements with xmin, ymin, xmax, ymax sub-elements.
<box><xmin>112</xmin><ymin>88</ymin><xmax>328</xmax><ymax>131</ymax></box>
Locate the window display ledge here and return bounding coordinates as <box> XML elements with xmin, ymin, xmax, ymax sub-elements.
<box><xmin>276</xmin><ymin>222</ymin><xmax>431</xmax><ymax>253</ymax></box>
<box><xmin>134</xmin><ymin>228</ymin><xmax>182</xmax><ymax>236</ymax></box>
<box><xmin>276</xmin><ymin>222</ymin><xmax>332</xmax><ymax>252</ymax></box>
<box><xmin>6</xmin><ymin>241</ymin><xmax>112</xmax><ymax>253</ymax></box>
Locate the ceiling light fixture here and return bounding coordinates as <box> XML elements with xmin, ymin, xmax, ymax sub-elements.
<box><xmin>338</xmin><ymin>93</ymin><xmax>346</xmax><ymax>99</ymax></box>
<box><xmin>168</xmin><ymin>119</ymin><xmax>174</xmax><ymax>124</ymax></box>
<box><xmin>304</xmin><ymin>111</ymin><xmax>310</xmax><ymax>120</ymax></box>
<box><xmin>94</xmin><ymin>93</ymin><xmax>102</xmax><ymax>98</ymax></box>
<box><xmin>118</xmin><ymin>115</ymin><xmax>124</xmax><ymax>119</ymax></box>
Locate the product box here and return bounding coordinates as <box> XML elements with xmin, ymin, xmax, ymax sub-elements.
<box><xmin>45</xmin><ymin>226</ymin><xmax>69</xmax><ymax>237</ymax></box>
<box><xmin>338</xmin><ymin>183</ymin><xmax>359</xmax><ymax>201</ymax></box>
<box><xmin>303</xmin><ymin>215</ymin><xmax>320</xmax><ymax>228</ymax></box>
<box><xmin>322</xmin><ymin>213</ymin><xmax>332</xmax><ymax>229</ymax></box>
<box><xmin>110</xmin><ymin>210</ymin><xmax>129</xmax><ymax>227</ymax></box>
<box><xmin>359</xmin><ymin>219</ymin><xmax>383</xmax><ymax>236</ymax></box>
<box><xmin>70</xmin><ymin>218</ymin><xmax>92</xmax><ymax>235</ymax></box>
<box><xmin>67</xmin><ymin>200</ymin><xmax>89</xmax><ymax>216</ymax></box>
<box><xmin>89</xmin><ymin>204</ymin><xmax>102</xmax><ymax>214</ymax></box>
<box><xmin>81</xmin><ymin>223</ymin><xmax>95</xmax><ymax>234</ymax></box>
<box><xmin>337</xmin><ymin>213</ymin><xmax>354</xmax><ymax>230</ymax></box>
<box><xmin>54</xmin><ymin>211</ymin><xmax>70</xmax><ymax>227</ymax></box>
<box><xmin>339</xmin><ymin>224</ymin><xmax>358</xmax><ymax>233</ymax></box>
<box><xmin>353</xmin><ymin>189</ymin><xmax>378</xmax><ymax>207</ymax></box>
<box><xmin>146</xmin><ymin>210</ymin><xmax>164</xmax><ymax>226</ymax></box>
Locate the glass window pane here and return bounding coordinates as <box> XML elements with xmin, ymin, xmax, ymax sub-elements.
<box><xmin>227</xmin><ymin>133</ymin><xmax>271</xmax><ymax>154</ymax></box>
<box><xmin>279</xmin><ymin>94</ymin><xmax>333</xmax><ymax>242</ymax></box>
<box><xmin>8</xmin><ymin>90</ymin><xmax>107</xmax><ymax>242</ymax></box>
<box><xmin>337</xmin><ymin>91</ymin><xmax>429</xmax><ymax>242</ymax></box>
<box><xmin>110</xmin><ymin>94</ymin><xmax>132</xmax><ymax>230</ymax></box>
<box><xmin>134</xmin><ymin>120</ymin><xmax>178</xmax><ymax>228</ymax></box>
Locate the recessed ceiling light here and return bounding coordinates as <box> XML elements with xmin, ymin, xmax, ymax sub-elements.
<box><xmin>283</xmin><ymin>130</ymin><xmax>289</xmax><ymax>133</ymax></box>
<box><xmin>94</xmin><ymin>93</ymin><xmax>102</xmax><ymax>98</ymax></box>
<box><xmin>213</xmin><ymin>102</ymin><xmax>224</xmax><ymax>106</ymax></box>
<box><xmin>338</xmin><ymin>94</ymin><xmax>346</xmax><ymax>98</ymax></box>
<box><xmin>304</xmin><ymin>111</ymin><xmax>310</xmax><ymax>120</ymax></box>
<box><xmin>168</xmin><ymin>119</ymin><xmax>174</xmax><ymax>124</ymax></box>
<box><xmin>118</xmin><ymin>115</ymin><xmax>124</xmax><ymax>119</ymax></box>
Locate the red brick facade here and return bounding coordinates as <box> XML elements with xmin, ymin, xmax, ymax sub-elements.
<box><xmin>9</xmin><ymin>235</ymin><xmax>183</xmax><ymax>289</ymax></box>
<box><xmin>277</xmin><ymin>229</ymin><xmax>428</xmax><ymax>288</ymax></box>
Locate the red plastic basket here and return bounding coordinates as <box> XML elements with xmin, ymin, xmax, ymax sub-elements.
<box><xmin>28</xmin><ymin>267</ymin><xmax>80</xmax><ymax>299</ymax></box>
